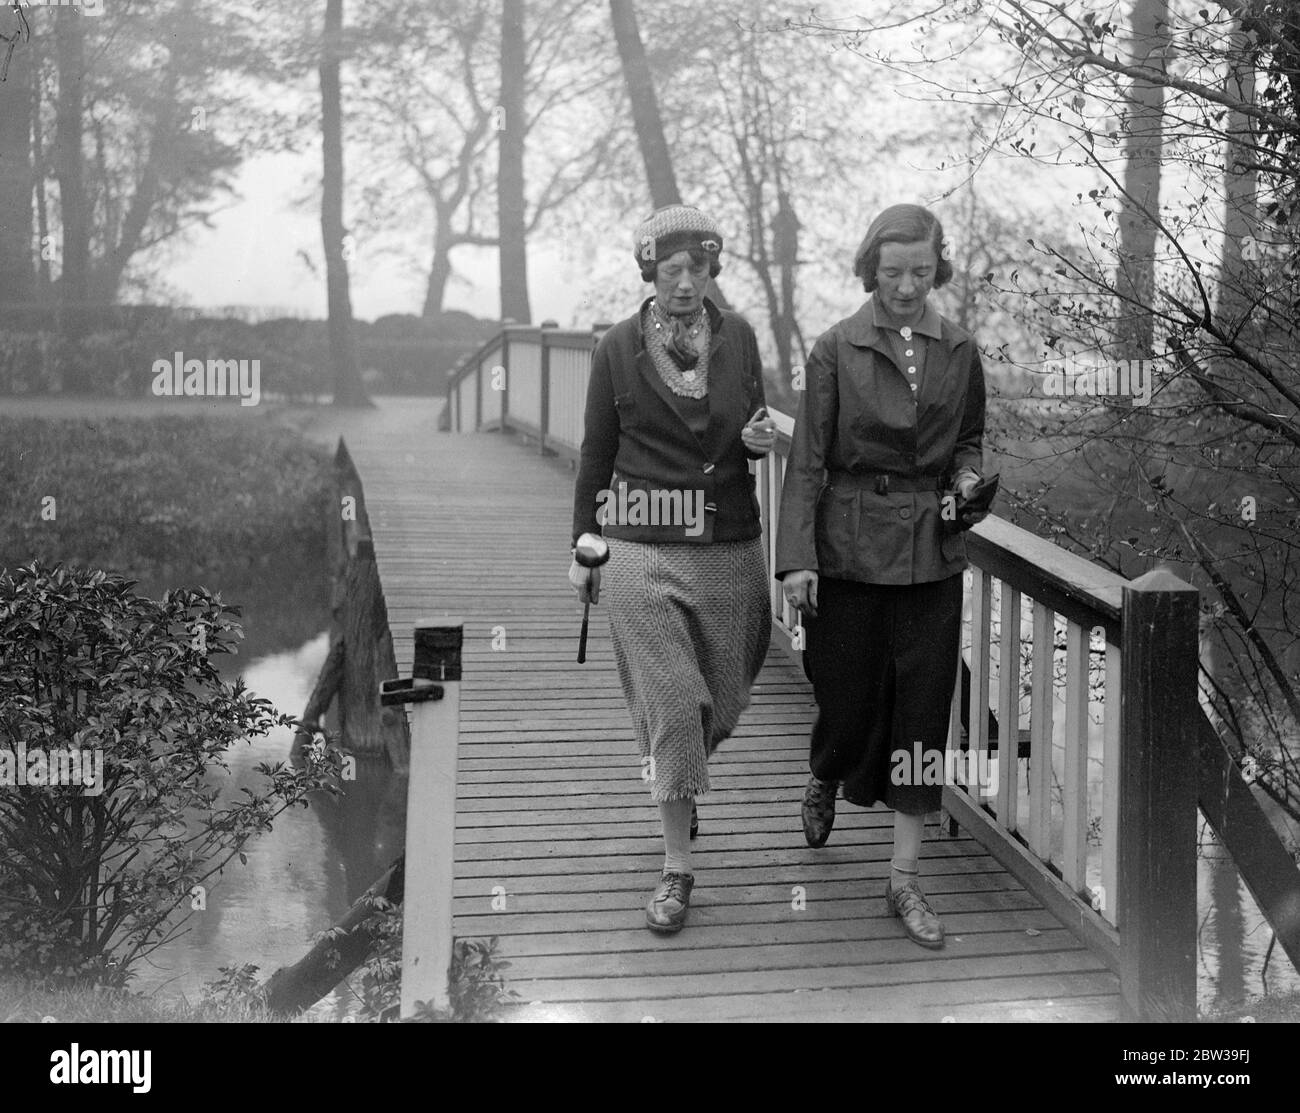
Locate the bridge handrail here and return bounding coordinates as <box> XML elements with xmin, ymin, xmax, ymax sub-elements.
<box><xmin>441</xmin><ymin>321</ymin><xmax>1299</xmax><ymax>1019</ymax></box>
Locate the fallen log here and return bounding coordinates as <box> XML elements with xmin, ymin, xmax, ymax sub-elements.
<box><xmin>263</xmin><ymin>855</ymin><xmax>405</xmax><ymax>1015</ymax></box>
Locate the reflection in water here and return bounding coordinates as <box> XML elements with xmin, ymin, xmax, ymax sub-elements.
<box><xmin>1198</xmin><ymin>831</ymin><xmax>1300</xmax><ymax>1010</ymax></box>
<box><xmin>1203</xmin><ymin>844</ymin><xmax>1246</xmax><ymax>1005</ymax></box>
<box><xmin>132</xmin><ymin>632</ymin><xmax>405</xmax><ymax>1017</ymax></box>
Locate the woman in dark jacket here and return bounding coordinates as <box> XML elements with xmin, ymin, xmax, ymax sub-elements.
<box><xmin>569</xmin><ymin>204</ymin><xmax>776</xmax><ymax>934</ymax></box>
<box><xmin>774</xmin><ymin>203</ymin><xmax>989</xmax><ymax>950</ymax></box>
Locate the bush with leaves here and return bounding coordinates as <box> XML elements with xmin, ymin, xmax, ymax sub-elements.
<box><xmin>0</xmin><ymin>562</ymin><xmax>344</xmax><ymax>987</ymax></box>
<box><xmin>347</xmin><ymin>903</ymin><xmax>518</xmax><ymax>1022</ymax></box>
<box><xmin>200</xmin><ymin>963</ymin><xmax>267</xmax><ymax>1012</ymax></box>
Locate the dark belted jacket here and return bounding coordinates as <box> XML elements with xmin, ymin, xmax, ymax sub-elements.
<box><xmin>572</xmin><ymin>297</ymin><xmax>767</xmax><ymax>545</ymax></box>
<box><xmin>774</xmin><ymin>297</ymin><xmax>986</xmax><ymax>585</ymax></box>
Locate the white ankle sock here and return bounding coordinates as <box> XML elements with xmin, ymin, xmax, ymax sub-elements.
<box><xmin>891</xmin><ymin>810</ymin><xmax>924</xmax><ymax>887</ymax></box>
<box><xmin>659</xmin><ymin>797</ymin><xmax>694</xmax><ymax>875</ymax></box>
<box><xmin>890</xmin><ymin>859</ymin><xmax>919</xmax><ymax>890</ymax></box>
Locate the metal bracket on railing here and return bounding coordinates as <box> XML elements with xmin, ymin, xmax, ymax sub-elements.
<box><xmin>379</xmin><ymin>677</ymin><xmax>444</xmax><ymax>706</ymax></box>
<box><xmin>414</xmin><ymin>624</ymin><xmax>463</xmax><ymax>682</ymax></box>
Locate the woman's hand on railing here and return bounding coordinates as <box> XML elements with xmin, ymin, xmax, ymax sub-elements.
<box><xmin>782</xmin><ymin>570</ymin><xmax>819</xmax><ymax>618</ymax></box>
<box><xmin>741</xmin><ymin>407</ymin><xmax>777</xmax><ymax>456</ymax></box>
<box><xmin>569</xmin><ymin>559</ymin><xmax>601</xmax><ymax>604</ymax></box>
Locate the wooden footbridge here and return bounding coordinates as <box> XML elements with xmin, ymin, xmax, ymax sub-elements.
<box><xmin>311</xmin><ymin>323</ymin><xmax>1300</xmax><ymax>1023</ymax></box>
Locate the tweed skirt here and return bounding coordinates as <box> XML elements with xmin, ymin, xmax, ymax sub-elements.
<box><xmin>604</xmin><ymin>537</ymin><xmax>770</xmax><ymax>801</ymax></box>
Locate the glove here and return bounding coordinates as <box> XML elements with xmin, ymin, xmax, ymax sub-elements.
<box><xmin>568</xmin><ymin>557</ymin><xmax>600</xmax><ymax>604</ymax></box>
<box><xmin>945</xmin><ymin>472</ymin><xmax>999</xmax><ymax>531</ymax></box>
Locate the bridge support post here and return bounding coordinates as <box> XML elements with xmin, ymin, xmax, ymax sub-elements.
<box><xmin>384</xmin><ymin>620</ymin><xmax>463</xmax><ymax>1018</ymax></box>
<box><xmin>1118</xmin><ymin>569</ymin><xmax>1199</xmax><ymax>1022</ymax></box>
<box><xmin>539</xmin><ymin>321</ymin><xmax>554</xmax><ymax>455</ymax></box>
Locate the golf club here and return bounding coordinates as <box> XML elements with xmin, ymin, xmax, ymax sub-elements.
<box><xmin>574</xmin><ymin>532</ymin><xmax>610</xmax><ymax>664</ymax></box>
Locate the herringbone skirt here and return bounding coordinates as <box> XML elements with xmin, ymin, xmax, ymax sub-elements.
<box><xmin>604</xmin><ymin>537</ymin><xmax>770</xmax><ymax>802</ymax></box>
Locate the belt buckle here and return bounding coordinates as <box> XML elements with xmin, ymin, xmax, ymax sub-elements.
<box><xmin>874</xmin><ymin>475</ymin><xmax>889</xmax><ymax>496</ymax></box>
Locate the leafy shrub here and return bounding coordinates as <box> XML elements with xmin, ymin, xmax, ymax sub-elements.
<box><xmin>201</xmin><ymin>964</ymin><xmax>267</xmax><ymax>1011</ymax></box>
<box><xmin>0</xmin><ymin>563</ymin><xmax>344</xmax><ymax>988</ymax></box>
<box><xmin>348</xmin><ymin>903</ymin><xmax>518</xmax><ymax>1022</ymax></box>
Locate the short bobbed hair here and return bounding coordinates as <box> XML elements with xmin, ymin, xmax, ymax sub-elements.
<box><xmin>852</xmin><ymin>203</ymin><xmax>952</xmax><ymax>292</ymax></box>
<box><xmin>640</xmin><ymin>247</ymin><xmax>723</xmax><ymax>285</ymax></box>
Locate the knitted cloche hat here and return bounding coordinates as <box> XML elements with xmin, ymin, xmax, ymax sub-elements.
<box><xmin>632</xmin><ymin>204</ymin><xmax>724</xmax><ymax>270</ymax></box>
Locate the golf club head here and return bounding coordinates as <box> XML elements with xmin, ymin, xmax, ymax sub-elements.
<box><xmin>574</xmin><ymin>532</ymin><xmax>610</xmax><ymax>569</ymax></box>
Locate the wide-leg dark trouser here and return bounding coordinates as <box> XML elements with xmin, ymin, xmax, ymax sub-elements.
<box><xmin>802</xmin><ymin>573</ymin><xmax>963</xmax><ymax>815</ymax></box>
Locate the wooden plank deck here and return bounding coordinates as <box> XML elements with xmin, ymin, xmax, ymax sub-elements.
<box><xmin>316</xmin><ymin>397</ymin><xmax>1120</xmax><ymax>1022</ymax></box>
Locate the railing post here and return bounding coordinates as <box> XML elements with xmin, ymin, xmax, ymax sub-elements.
<box><xmin>388</xmin><ymin>619</ymin><xmax>463</xmax><ymax>1018</ymax></box>
<box><xmin>451</xmin><ymin>358</ymin><xmax>463</xmax><ymax>431</ymax></box>
<box><xmin>500</xmin><ymin>322</ymin><xmax>513</xmax><ymax>432</ymax></box>
<box><xmin>539</xmin><ymin>320</ymin><xmax>556</xmax><ymax>455</ymax></box>
<box><xmin>1117</xmin><ymin>568</ymin><xmax>1199</xmax><ymax>1022</ymax></box>
<box><xmin>448</xmin><ymin>358</ymin><xmax>461</xmax><ymax>432</ymax></box>
<box><xmin>475</xmin><ymin>357</ymin><xmax>483</xmax><ymax>431</ymax></box>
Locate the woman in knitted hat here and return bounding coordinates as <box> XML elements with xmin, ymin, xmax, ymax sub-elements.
<box><xmin>774</xmin><ymin>202</ymin><xmax>992</xmax><ymax>951</ymax></box>
<box><xmin>569</xmin><ymin>203</ymin><xmax>777</xmax><ymax>934</ymax></box>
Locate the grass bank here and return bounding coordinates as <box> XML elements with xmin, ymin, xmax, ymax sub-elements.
<box><xmin>0</xmin><ymin>410</ymin><xmax>333</xmax><ymax>662</ymax></box>
<box><xmin>0</xmin><ymin>412</ymin><xmax>330</xmax><ymax>576</ymax></box>
<box><xmin>0</xmin><ymin>976</ymin><xmax>328</xmax><ymax>1024</ymax></box>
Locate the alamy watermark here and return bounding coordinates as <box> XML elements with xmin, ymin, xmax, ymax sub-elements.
<box><xmin>596</xmin><ymin>483</ymin><xmax>705</xmax><ymax>537</ymax></box>
<box><xmin>50</xmin><ymin>1045</ymin><xmax>150</xmax><ymax>1092</ymax></box>
<box><xmin>1</xmin><ymin>741</ymin><xmax>104</xmax><ymax>796</ymax></box>
<box><xmin>1037</xmin><ymin>355</ymin><xmax>1158</xmax><ymax>407</ymax></box>
<box><xmin>26</xmin><ymin>0</ymin><xmax>106</xmax><ymax>15</ymax></box>
<box><xmin>152</xmin><ymin>352</ymin><xmax>261</xmax><ymax>407</ymax></box>
<box><xmin>891</xmin><ymin>741</ymin><xmax>999</xmax><ymax>795</ymax></box>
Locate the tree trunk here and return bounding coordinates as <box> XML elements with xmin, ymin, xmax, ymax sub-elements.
<box><xmin>1114</xmin><ymin>0</ymin><xmax>1168</xmax><ymax>364</ymax></box>
<box><xmin>609</xmin><ymin>0</ymin><xmax>680</xmax><ymax>209</ymax></box>
<box><xmin>421</xmin><ymin>214</ymin><xmax>454</xmax><ymax>318</ymax></box>
<box><xmin>321</xmin><ymin>0</ymin><xmax>371</xmax><ymax>408</ymax></box>
<box><xmin>263</xmin><ymin>856</ymin><xmax>405</xmax><ymax>1015</ymax></box>
<box><xmin>54</xmin><ymin>8</ymin><xmax>91</xmax><ymax>391</ymax></box>
<box><xmin>92</xmin><ymin>61</ymin><xmax>180</xmax><ymax>306</ymax></box>
<box><xmin>0</xmin><ymin>11</ymin><xmax>34</xmax><ymax>314</ymax></box>
<box><xmin>773</xmin><ymin>187</ymin><xmax>799</xmax><ymax>378</ymax></box>
<box><xmin>608</xmin><ymin>0</ymin><xmax>730</xmax><ymax>310</ymax></box>
<box><xmin>1217</xmin><ymin>17</ymin><xmax>1257</xmax><ymax>345</ymax></box>
<box><xmin>497</xmin><ymin>0</ymin><xmax>530</xmax><ymax>323</ymax></box>
<box><xmin>33</xmin><ymin>35</ymin><xmax>52</xmax><ymax>304</ymax></box>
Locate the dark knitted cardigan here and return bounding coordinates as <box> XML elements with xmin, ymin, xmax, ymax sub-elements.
<box><xmin>572</xmin><ymin>297</ymin><xmax>768</xmax><ymax>546</ymax></box>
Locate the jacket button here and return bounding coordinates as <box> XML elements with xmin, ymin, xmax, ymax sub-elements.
<box><xmin>899</xmin><ymin>507</ymin><xmax>912</xmax><ymax>521</ymax></box>
<box><xmin>703</xmin><ymin>463</ymin><xmax>715</xmax><ymax>474</ymax></box>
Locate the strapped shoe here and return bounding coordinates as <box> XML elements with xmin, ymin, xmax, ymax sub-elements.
<box><xmin>801</xmin><ymin>775</ymin><xmax>838</xmax><ymax>848</ymax></box>
<box><xmin>646</xmin><ymin>870</ymin><xmax>695</xmax><ymax>934</ymax></box>
<box><xmin>886</xmin><ymin>876</ymin><xmax>945</xmax><ymax>950</ymax></box>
